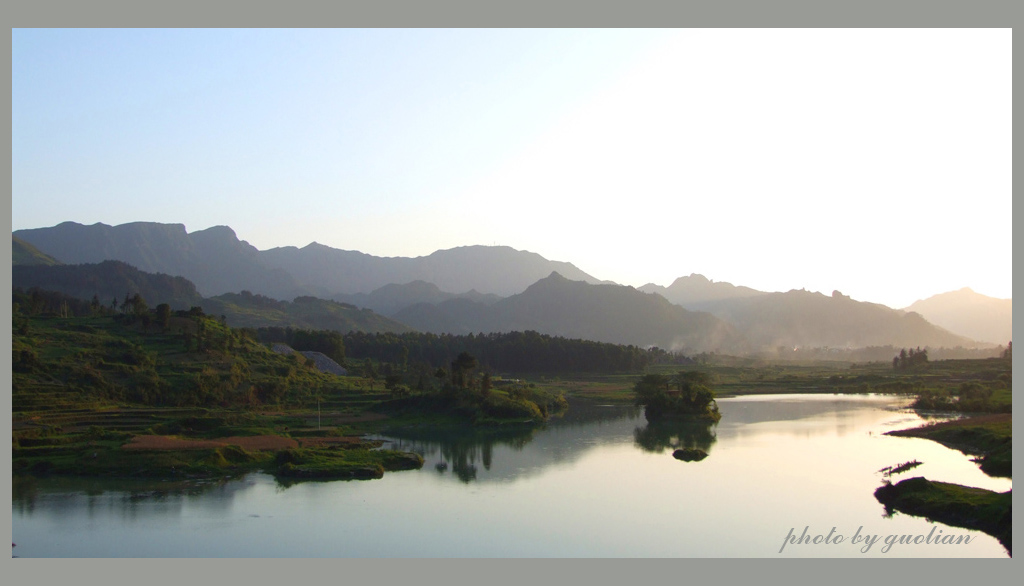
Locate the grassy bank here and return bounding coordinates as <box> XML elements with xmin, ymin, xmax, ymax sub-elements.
<box><xmin>13</xmin><ymin>419</ymin><xmax>425</xmax><ymax>480</ymax></box>
<box><xmin>874</xmin><ymin>477</ymin><xmax>1011</xmax><ymax>555</ymax></box>
<box><xmin>539</xmin><ymin>356</ymin><xmax>1011</xmax><ymax>403</ymax></box>
<box><xmin>886</xmin><ymin>414</ymin><xmax>1012</xmax><ymax>478</ymax></box>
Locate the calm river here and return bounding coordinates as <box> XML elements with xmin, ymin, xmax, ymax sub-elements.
<box><xmin>11</xmin><ymin>394</ymin><xmax>1012</xmax><ymax>557</ymax></box>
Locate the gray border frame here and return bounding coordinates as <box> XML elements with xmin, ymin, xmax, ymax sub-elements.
<box><xmin>4</xmin><ymin>0</ymin><xmax>1018</xmax><ymax>584</ymax></box>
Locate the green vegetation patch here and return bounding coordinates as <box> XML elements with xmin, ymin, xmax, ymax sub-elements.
<box><xmin>874</xmin><ymin>477</ymin><xmax>1011</xmax><ymax>554</ymax></box>
<box><xmin>14</xmin><ymin>441</ymin><xmax>271</xmax><ymax>478</ymax></box>
<box><xmin>273</xmin><ymin>447</ymin><xmax>423</xmax><ymax>480</ymax></box>
<box><xmin>886</xmin><ymin>414</ymin><xmax>1011</xmax><ymax>478</ymax></box>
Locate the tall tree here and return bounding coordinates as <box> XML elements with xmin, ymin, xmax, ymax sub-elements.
<box><xmin>156</xmin><ymin>303</ymin><xmax>172</xmax><ymax>329</ymax></box>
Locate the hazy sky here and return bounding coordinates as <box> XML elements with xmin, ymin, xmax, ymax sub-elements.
<box><xmin>12</xmin><ymin>29</ymin><xmax>1011</xmax><ymax>308</ymax></box>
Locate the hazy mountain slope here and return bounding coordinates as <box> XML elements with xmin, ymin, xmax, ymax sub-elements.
<box><xmin>904</xmin><ymin>288</ymin><xmax>1012</xmax><ymax>346</ymax></box>
<box><xmin>184</xmin><ymin>226</ymin><xmax>306</xmax><ymax>300</ymax></box>
<box><xmin>393</xmin><ymin>298</ymin><xmax>498</xmax><ymax>336</ymax></box>
<box><xmin>13</xmin><ymin>236</ymin><xmax>63</xmax><ymax>266</ymax></box>
<box><xmin>202</xmin><ymin>292</ymin><xmax>414</xmax><ymax>335</ymax></box>
<box><xmin>13</xmin><ymin>222</ymin><xmax>306</xmax><ymax>299</ymax></box>
<box><xmin>12</xmin><ymin>260</ymin><xmax>204</xmax><ymax>310</ymax></box>
<box><xmin>259</xmin><ymin>243</ymin><xmax>603</xmax><ymax>296</ymax></box>
<box><xmin>709</xmin><ymin>289</ymin><xmax>980</xmax><ymax>351</ymax></box>
<box><xmin>394</xmin><ymin>272</ymin><xmax>745</xmax><ymax>353</ymax></box>
<box><xmin>333</xmin><ymin>280</ymin><xmax>503</xmax><ymax>317</ymax></box>
<box><xmin>639</xmin><ymin>273</ymin><xmax>766</xmax><ymax>310</ymax></box>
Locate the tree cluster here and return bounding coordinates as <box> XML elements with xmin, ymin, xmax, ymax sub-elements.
<box><xmin>14</xmin><ymin>287</ymin><xmax>104</xmax><ymax>318</ymax></box>
<box><xmin>633</xmin><ymin>371</ymin><xmax>721</xmax><ymax>422</ymax></box>
<box><xmin>893</xmin><ymin>347</ymin><xmax>929</xmax><ymax>370</ymax></box>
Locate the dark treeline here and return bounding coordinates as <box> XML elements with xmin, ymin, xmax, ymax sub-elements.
<box><xmin>13</xmin><ymin>287</ymin><xmax>98</xmax><ymax>318</ymax></box>
<box><xmin>338</xmin><ymin>330</ymin><xmax>667</xmax><ymax>374</ymax></box>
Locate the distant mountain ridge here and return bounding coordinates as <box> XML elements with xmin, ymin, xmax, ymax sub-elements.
<box><xmin>332</xmin><ymin>281</ymin><xmax>502</xmax><ymax>317</ymax></box>
<box><xmin>640</xmin><ymin>275</ymin><xmax>987</xmax><ymax>351</ymax></box>
<box><xmin>13</xmin><ymin>221</ymin><xmax>603</xmax><ymax>299</ymax></box>
<box><xmin>259</xmin><ymin>242</ymin><xmax>604</xmax><ymax>297</ymax></box>
<box><xmin>13</xmin><ymin>222</ymin><xmax>304</xmax><ymax>299</ymax></box>
<box><xmin>704</xmin><ymin>288</ymin><xmax>976</xmax><ymax>351</ymax></box>
<box><xmin>639</xmin><ymin>273</ymin><xmax>766</xmax><ymax>310</ymax></box>
<box><xmin>904</xmin><ymin>288</ymin><xmax>1012</xmax><ymax>345</ymax></box>
<box><xmin>12</xmin><ymin>220</ymin><xmax>1003</xmax><ymax>354</ymax></box>
<box><xmin>396</xmin><ymin>274</ymin><xmax>982</xmax><ymax>353</ymax></box>
<box><xmin>395</xmin><ymin>271</ymin><xmax>747</xmax><ymax>353</ymax></box>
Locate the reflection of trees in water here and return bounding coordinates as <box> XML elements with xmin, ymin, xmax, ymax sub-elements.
<box><xmin>381</xmin><ymin>426</ymin><xmax>537</xmax><ymax>484</ymax></box>
<box><xmin>633</xmin><ymin>420</ymin><xmax>717</xmax><ymax>454</ymax></box>
<box><xmin>548</xmin><ymin>398</ymin><xmax>640</xmax><ymax>428</ymax></box>
<box><xmin>12</xmin><ymin>474</ymin><xmax>236</xmax><ymax>516</ymax></box>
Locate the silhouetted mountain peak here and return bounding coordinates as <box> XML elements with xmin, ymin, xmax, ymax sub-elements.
<box><xmin>521</xmin><ymin>271</ymin><xmax>579</xmax><ymax>293</ymax></box>
<box><xmin>191</xmin><ymin>225</ymin><xmax>237</xmax><ymax>239</ymax></box>
<box><xmin>669</xmin><ymin>273</ymin><xmax>711</xmax><ymax>287</ymax></box>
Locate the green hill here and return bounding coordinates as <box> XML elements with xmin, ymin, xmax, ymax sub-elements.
<box><xmin>12</xmin><ymin>309</ymin><xmax>341</xmax><ymax>413</ymax></box>
<box><xmin>10</xmin><ymin>303</ymin><xmax>432</xmax><ymax>480</ymax></box>
<box><xmin>13</xmin><ymin>236</ymin><xmax>63</xmax><ymax>266</ymax></box>
<box><xmin>13</xmin><ymin>260</ymin><xmax>204</xmax><ymax>310</ymax></box>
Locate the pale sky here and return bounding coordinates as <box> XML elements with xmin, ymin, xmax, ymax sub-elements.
<box><xmin>12</xmin><ymin>29</ymin><xmax>1012</xmax><ymax>309</ymax></box>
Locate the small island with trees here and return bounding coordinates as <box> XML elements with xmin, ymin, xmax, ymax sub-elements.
<box><xmin>632</xmin><ymin>371</ymin><xmax>721</xmax><ymax>423</ymax></box>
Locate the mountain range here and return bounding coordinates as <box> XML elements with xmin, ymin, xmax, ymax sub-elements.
<box><xmin>13</xmin><ymin>222</ymin><xmax>603</xmax><ymax>299</ymax></box>
<box><xmin>639</xmin><ymin>273</ymin><xmax>765</xmax><ymax>310</ymax></box>
<box><xmin>12</xmin><ymin>221</ymin><xmax>1007</xmax><ymax>354</ymax></box>
<box><xmin>394</xmin><ymin>272</ymin><xmax>747</xmax><ymax>353</ymax></box>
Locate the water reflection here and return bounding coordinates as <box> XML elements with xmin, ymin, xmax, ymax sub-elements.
<box><xmin>376</xmin><ymin>425</ymin><xmax>539</xmax><ymax>483</ymax></box>
<box><xmin>12</xmin><ymin>474</ymin><xmax>249</xmax><ymax>519</ymax></box>
<box><xmin>633</xmin><ymin>419</ymin><xmax>717</xmax><ymax>454</ymax></box>
<box><xmin>12</xmin><ymin>395</ymin><xmax>1012</xmax><ymax>558</ymax></box>
<box><xmin>372</xmin><ymin>398</ymin><xmax>644</xmax><ymax>483</ymax></box>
